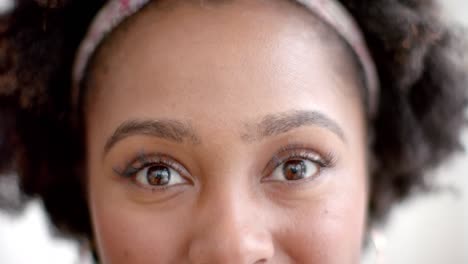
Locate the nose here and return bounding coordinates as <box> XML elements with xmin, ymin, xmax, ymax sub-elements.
<box><xmin>188</xmin><ymin>187</ymin><xmax>274</xmax><ymax>263</ymax></box>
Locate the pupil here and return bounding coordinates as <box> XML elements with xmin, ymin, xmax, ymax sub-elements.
<box><xmin>283</xmin><ymin>160</ymin><xmax>306</xmax><ymax>180</ymax></box>
<box><xmin>147</xmin><ymin>165</ymin><xmax>171</xmax><ymax>186</ymax></box>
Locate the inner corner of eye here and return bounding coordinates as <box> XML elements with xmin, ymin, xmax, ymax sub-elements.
<box><xmin>112</xmin><ymin>166</ymin><xmax>124</xmax><ymax>175</ymax></box>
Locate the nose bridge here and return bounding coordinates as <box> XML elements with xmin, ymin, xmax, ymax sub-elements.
<box><xmin>188</xmin><ymin>176</ymin><xmax>274</xmax><ymax>263</ymax></box>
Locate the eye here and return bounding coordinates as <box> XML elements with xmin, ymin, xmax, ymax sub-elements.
<box><xmin>263</xmin><ymin>144</ymin><xmax>335</xmax><ymax>183</ymax></box>
<box><xmin>135</xmin><ymin>164</ymin><xmax>187</xmax><ymax>188</ymax></box>
<box><xmin>115</xmin><ymin>153</ymin><xmax>191</xmax><ymax>190</ymax></box>
<box><xmin>270</xmin><ymin>159</ymin><xmax>320</xmax><ymax>182</ymax></box>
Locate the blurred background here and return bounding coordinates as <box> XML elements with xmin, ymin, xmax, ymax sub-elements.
<box><xmin>0</xmin><ymin>0</ymin><xmax>467</xmax><ymax>263</ymax></box>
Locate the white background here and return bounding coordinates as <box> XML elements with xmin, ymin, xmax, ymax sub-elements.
<box><xmin>0</xmin><ymin>0</ymin><xmax>467</xmax><ymax>263</ymax></box>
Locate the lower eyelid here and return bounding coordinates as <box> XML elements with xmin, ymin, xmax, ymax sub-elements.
<box><xmin>263</xmin><ymin>174</ymin><xmax>319</xmax><ymax>185</ymax></box>
<box><xmin>124</xmin><ymin>184</ymin><xmax>191</xmax><ymax>204</ymax></box>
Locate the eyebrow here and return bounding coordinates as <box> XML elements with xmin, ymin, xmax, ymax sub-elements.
<box><xmin>103</xmin><ymin>110</ymin><xmax>345</xmax><ymax>156</ymax></box>
<box><xmin>103</xmin><ymin>119</ymin><xmax>200</xmax><ymax>156</ymax></box>
<box><xmin>241</xmin><ymin>110</ymin><xmax>346</xmax><ymax>143</ymax></box>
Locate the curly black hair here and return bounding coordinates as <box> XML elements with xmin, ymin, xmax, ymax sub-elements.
<box><xmin>0</xmin><ymin>0</ymin><xmax>467</xmax><ymax>240</ymax></box>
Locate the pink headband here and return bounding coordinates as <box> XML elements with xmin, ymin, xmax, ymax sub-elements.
<box><xmin>72</xmin><ymin>0</ymin><xmax>379</xmax><ymax>116</ymax></box>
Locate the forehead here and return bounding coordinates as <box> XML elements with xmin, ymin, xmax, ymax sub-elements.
<box><xmin>85</xmin><ymin>0</ymin><xmax>364</xmax><ymax>139</ymax></box>
<box><xmin>87</xmin><ymin>0</ymin><xmax>362</xmax><ymax>90</ymax></box>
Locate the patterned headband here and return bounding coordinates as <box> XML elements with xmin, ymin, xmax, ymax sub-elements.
<box><xmin>72</xmin><ymin>0</ymin><xmax>379</xmax><ymax>116</ymax></box>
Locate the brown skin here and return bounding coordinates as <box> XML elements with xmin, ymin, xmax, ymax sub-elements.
<box><xmin>85</xmin><ymin>1</ymin><xmax>368</xmax><ymax>263</ymax></box>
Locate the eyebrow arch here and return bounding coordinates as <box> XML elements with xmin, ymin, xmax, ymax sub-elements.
<box><xmin>103</xmin><ymin>119</ymin><xmax>200</xmax><ymax>156</ymax></box>
<box><xmin>241</xmin><ymin>110</ymin><xmax>347</xmax><ymax>143</ymax></box>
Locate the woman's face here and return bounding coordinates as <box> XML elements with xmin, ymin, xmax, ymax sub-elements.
<box><xmin>85</xmin><ymin>1</ymin><xmax>368</xmax><ymax>263</ymax></box>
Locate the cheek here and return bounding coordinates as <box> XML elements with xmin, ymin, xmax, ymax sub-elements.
<box><xmin>274</xmin><ymin>172</ymin><xmax>367</xmax><ymax>263</ymax></box>
<box><xmin>89</xmin><ymin>188</ymin><xmax>191</xmax><ymax>264</ymax></box>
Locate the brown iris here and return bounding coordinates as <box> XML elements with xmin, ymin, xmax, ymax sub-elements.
<box><xmin>147</xmin><ymin>165</ymin><xmax>171</xmax><ymax>186</ymax></box>
<box><xmin>282</xmin><ymin>160</ymin><xmax>307</xmax><ymax>181</ymax></box>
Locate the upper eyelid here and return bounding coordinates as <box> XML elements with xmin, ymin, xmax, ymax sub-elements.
<box><xmin>116</xmin><ymin>153</ymin><xmax>191</xmax><ymax>178</ymax></box>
